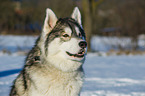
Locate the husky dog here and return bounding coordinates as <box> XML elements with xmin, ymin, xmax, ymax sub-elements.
<box><xmin>10</xmin><ymin>7</ymin><xmax>87</xmax><ymax>96</ymax></box>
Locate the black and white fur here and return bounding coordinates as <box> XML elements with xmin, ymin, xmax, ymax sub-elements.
<box><xmin>10</xmin><ymin>7</ymin><xmax>87</xmax><ymax>96</ymax></box>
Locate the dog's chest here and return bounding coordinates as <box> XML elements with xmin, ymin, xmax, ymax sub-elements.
<box><xmin>29</xmin><ymin>69</ymin><xmax>83</xmax><ymax>96</ymax></box>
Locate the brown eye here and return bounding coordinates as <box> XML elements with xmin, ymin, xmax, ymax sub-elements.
<box><xmin>63</xmin><ymin>34</ymin><xmax>69</xmax><ymax>37</ymax></box>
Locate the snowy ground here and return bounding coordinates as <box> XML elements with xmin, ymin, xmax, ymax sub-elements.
<box><xmin>0</xmin><ymin>54</ymin><xmax>145</xmax><ymax>96</ymax></box>
<box><xmin>0</xmin><ymin>35</ymin><xmax>145</xmax><ymax>96</ymax></box>
<box><xmin>82</xmin><ymin>54</ymin><xmax>145</xmax><ymax>96</ymax></box>
<box><xmin>91</xmin><ymin>35</ymin><xmax>145</xmax><ymax>51</ymax></box>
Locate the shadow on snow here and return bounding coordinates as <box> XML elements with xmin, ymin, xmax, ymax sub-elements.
<box><xmin>0</xmin><ymin>69</ymin><xmax>21</xmax><ymax>77</ymax></box>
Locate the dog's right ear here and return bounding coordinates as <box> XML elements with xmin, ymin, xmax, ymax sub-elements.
<box><xmin>43</xmin><ymin>8</ymin><xmax>58</xmax><ymax>35</ymax></box>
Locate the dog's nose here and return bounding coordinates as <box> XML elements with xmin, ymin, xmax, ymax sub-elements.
<box><xmin>79</xmin><ymin>41</ymin><xmax>87</xmax><ymax>48</ymax></box>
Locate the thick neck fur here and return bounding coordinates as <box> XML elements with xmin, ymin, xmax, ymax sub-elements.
<box><xmin>41</xmin><ymin>59</ymin><xmax>83</xmax><ymax>78</ymax></box>
<box><xmin>40</xmin><ymin>53</ymin><xmax>84</xmax><ymax>73</ymax></box>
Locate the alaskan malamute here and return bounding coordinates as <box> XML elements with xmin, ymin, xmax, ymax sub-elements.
<box><xmin>10</xmin><ymin>7</ymin><xmax>87</xmax><ymax>96</ymax></box>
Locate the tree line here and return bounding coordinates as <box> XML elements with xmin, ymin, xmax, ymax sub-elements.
<box><xmin>0</xmin><ymin>0</ymin><xmax>145</xmax><ymax>50</ymax></box>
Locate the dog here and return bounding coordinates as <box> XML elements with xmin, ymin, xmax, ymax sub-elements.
<box><xmin>10</xmin><ymin>7</ymin><xmax>87</xmax><ymax>96</ymax></box>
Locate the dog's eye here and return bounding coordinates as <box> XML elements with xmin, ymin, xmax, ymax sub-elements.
<box><xmin>62</xmin><ymin>34</ymin><xmax>69</xmax><ymax>37</ymax></box>
<box><xmin>61</xmin><ymin>33</ymin><xmax>70</xmax><ymax>41</ymax></box>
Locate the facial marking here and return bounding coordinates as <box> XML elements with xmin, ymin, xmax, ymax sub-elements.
<box><xmin>64</xmin><ymin>27</ymin><xmax>72</xmax><ymax>36</ymax></box>
<box><xmin>75</xmin><ymin>26</ymin><xmax>80</xmax><ymax>36</ymax></box>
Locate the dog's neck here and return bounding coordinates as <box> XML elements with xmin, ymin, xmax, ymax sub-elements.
<box><xmin>37</xmin><ymin>58</ymin><xmax>83</xmax><ymax>80</ymax></box>
<box><xmin>43</xmin><ymin>57</ymin><xmax>82</xmax><ymax>71</ymax></box>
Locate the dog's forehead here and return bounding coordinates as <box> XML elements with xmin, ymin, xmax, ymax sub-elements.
<box><xmin>63</xmin><ymin>26</ymin><xmax>81</xmax><ymax>35</ymax></box>
<box><xmin>64</xmin><ymin>27</ymin><xmax>72</xmax><ymax>35</ymax></box>
<box><xmin>53</xmin><ymin>17</ymin><xmax>85</xmax><ymax>39</ymax></box>
<box><xmin>57</xmin><ymin>18</ymin><xmax>81</xmax><ymax>32</ymax></box>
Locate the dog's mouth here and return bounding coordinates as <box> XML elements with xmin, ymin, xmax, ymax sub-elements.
<box><xmin>66</xmin><ymin>49</ymin><xmax>85</xmax><ymax>58</ymax></box>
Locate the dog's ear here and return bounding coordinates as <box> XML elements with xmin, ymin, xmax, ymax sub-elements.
<box><xmin>71</xmin><ymin>7</ymin><xmax>82</xmax><ymax>25</ymax></box>
<box><xmin>43</xmin><ymin>8</ymin><xmax>58</xmax><ymax>34</ymax></box>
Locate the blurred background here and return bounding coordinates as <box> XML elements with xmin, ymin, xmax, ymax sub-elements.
<box><xmin>0</xmin><ymin>0</ymin><xmax>145</xmax><ymax>54</ymax></box>
<box><xmin>1</xmin><ymin>1</ymin><xmax>145</xmax><ymax>96</ymax></box>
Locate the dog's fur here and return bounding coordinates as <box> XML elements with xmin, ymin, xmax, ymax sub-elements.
<box><xmin>10</xmin><ymin>7</ymin><xmax>87</xmax><ymax>96</ymax></box>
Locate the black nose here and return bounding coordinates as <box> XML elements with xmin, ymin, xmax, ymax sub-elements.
<box><xmin>79</xmin><ymin>41</ymin><xmax>87</xmax><ymax>48</ymax></box>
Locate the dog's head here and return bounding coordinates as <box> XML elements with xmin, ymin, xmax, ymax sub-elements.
<box><xmin>40</xmin><ymin>7</ymin><xmax>87</xmax><ymax>72</ymax></box>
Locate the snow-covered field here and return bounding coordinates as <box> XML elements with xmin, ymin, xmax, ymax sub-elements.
<box><xmin>0</xmin><ymin>35</ymin><xmax>145</xmax><ymax>96</ymax></box>
<box><xmin>91</xmin><ymin>35</ymin><xmax>145</xmax><ymax>51</ymax></box>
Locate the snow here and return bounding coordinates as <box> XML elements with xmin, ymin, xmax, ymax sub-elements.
<box><xmin>0</xmin><ymin>35</ymin><xmax>37</xmax><ymax>53</ymax></box>
<box><xmin>81</xmin><ymin>54</ymin><xmax>145</xmax><ymax>96</ymax></box>
<box><xmin>91</xmin><ymin>35</ymin><xmax>145</xmax><ymax>51</ymax></box>
<box><xmin>0</xmin><ymin>35</ymin><xmax>145</xmax><ymax>96</ymax></box>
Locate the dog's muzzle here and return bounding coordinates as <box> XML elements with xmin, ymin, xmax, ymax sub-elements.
<box><xmin>66</xmin><ymin>49</ymin><xmax>86</xmax><ymax>58</ymax></box>
<box><xmin>66</xmin><ymin>41</ymin><xmax>87</xmax><ymax>58</ymax></box>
